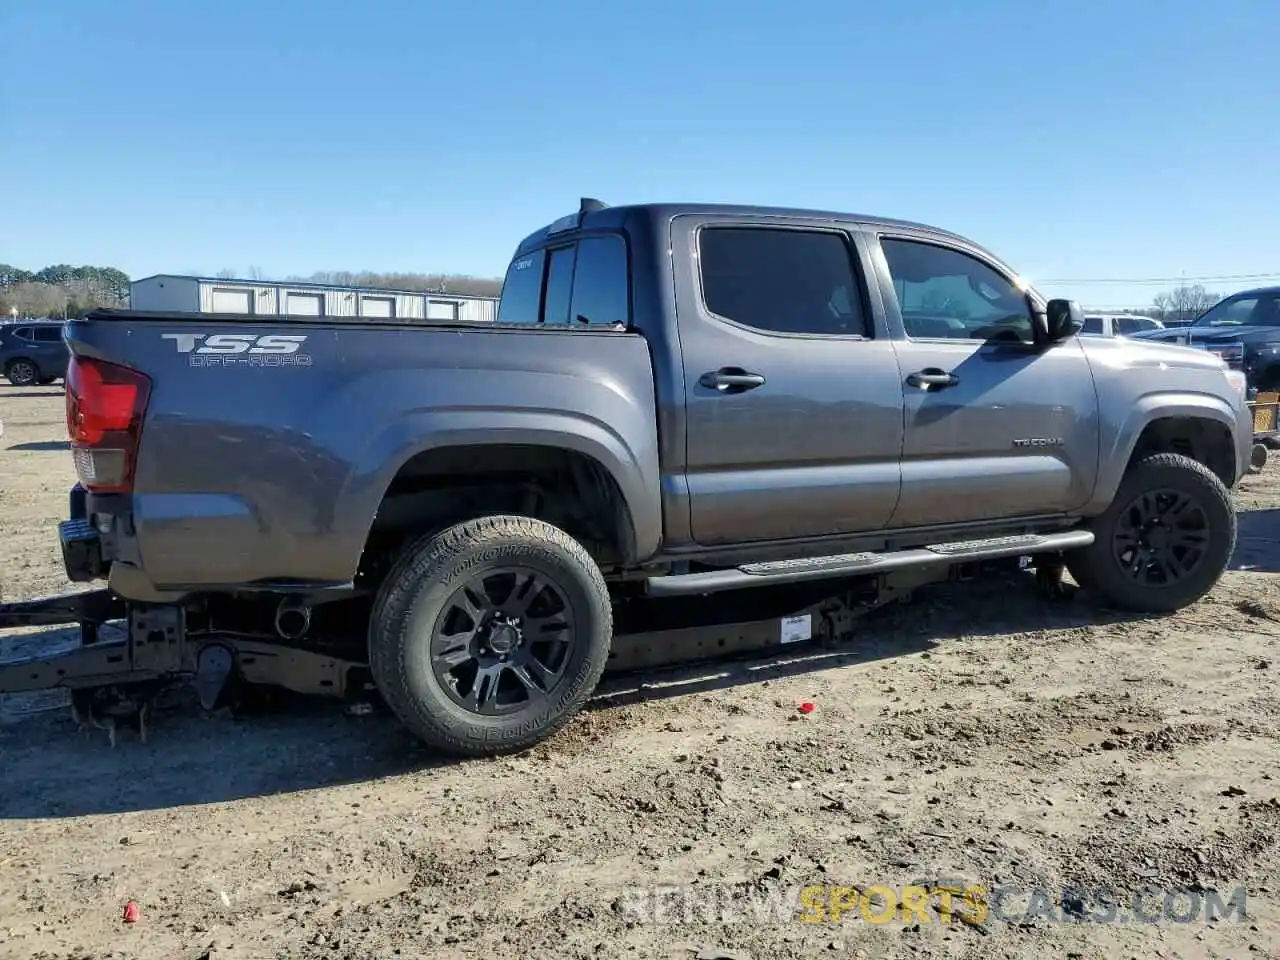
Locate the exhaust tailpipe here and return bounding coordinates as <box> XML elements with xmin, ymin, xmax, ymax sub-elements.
<box><xmin>274</xmin><ymin>599</ymin><xmax>312</xmax><ymax>640</ymax></box>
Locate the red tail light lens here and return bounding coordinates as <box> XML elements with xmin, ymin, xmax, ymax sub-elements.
<box><xmin>65</xmin><ymin>356</ymin><xmax>151</xmax><ymax>493</ymax></box>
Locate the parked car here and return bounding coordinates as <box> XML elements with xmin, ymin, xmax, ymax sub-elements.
<box><xmin>1127</xmin><ymin>286</ymin><xmax>1280</xmax><ymax>387</ymax></box>
<box><xmin>1</xmin><ymin>319</ymin><xmax>70</xmax><ymax>386</ymax></box>
<box><xmin>0</xmin><ymin>199</ymin><xmax>1253</xmax><ymax>756</ymax></box>
<box><xmin>1080</xmin><ymin>313</ymin><xmax>1165</xmax><ymax>338</ymax></box>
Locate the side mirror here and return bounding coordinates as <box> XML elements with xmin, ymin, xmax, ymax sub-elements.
<box><xmin>1045</xmin><ymin>298</ymin><xmax>1084</xmax><ymax>341</ymax></box>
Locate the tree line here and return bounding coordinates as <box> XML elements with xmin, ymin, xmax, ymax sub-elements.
<box><xmin>0</xmin><ymin>264</ymin><xmax>131</xmax><ymax>319</ymax></box>
<box><xmin>1087</xmin><ymin>284</ymin><xmax>1233</xmax><ymax>325</ymax></box>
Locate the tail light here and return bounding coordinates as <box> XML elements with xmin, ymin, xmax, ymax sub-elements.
<box><xmin>65</xmin><ymin>355</ymin><xmax>151</xmax><ymax>494</ymax></box>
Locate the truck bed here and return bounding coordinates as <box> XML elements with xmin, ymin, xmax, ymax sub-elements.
<box><xmin>66</xmin><ymin>310</ymin><xmax>662</xmax><ymax>597</ymax></box>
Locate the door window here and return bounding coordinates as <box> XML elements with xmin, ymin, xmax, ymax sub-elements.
<box><xmin>698</xmin><ymin>227</ymin><xmax>869</xmax><ymax>337</ymax></box>
<box><xmin>881</xmin><ymin>238</ymin><xmax>1034</xmax><ymax>343</ymax></box>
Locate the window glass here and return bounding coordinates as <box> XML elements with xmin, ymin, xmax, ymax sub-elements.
<box><xmin>699</xmin><ymin>227</ymin><xmax>868</xmax><ymax>336</ymax></box>
<box><xmin>881</xmin><ymin>238</ymin><xmax>1033</xmax><ymax>342</ymax></box>
<box><xmin>1115</xmin><ymin>316</ymin><xmax>1139</xmax><ymax>336</ymax></box>
<box><xmin>496</xmin><ymin>249</ymin><xmax>546</xmax><ymax>324</ymax></box>
<box><xmin>569</xmin><ymin>236</ymin><xmax>628</xmax><ymax>326</ymax></box>
<box><xmin>1081</xmin><ymin>317</ymin><xmax>1104</xmax><ymax>335</ymax></box>
<box><xmin>542</xmin><ymin>246</ymin><xmax>577</xmax><ymax>324</ymax></box>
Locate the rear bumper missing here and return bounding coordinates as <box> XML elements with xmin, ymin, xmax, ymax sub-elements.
<box><xmin>0</xmin><ymin>598</ymin><xmax>363</xmax><ymax>700</ymax></box>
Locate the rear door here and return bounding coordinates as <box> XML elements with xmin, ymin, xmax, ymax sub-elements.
<box><xmin>866</xmin><ymin>230</ymin><xmax>1100</xmax><ymax>529</ymax></box>
<box><xmin>670</xmin><ymin>214</ymin><xmax>905</xmax><ymax>546</ymax></box>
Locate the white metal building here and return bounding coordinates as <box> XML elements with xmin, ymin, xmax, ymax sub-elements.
<box><xmin>129</xmin><ymin>275</ymin><xmax>498</xmax><ymax>323</ymax></box>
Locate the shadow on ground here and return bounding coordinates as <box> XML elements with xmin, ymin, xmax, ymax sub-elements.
<box><xmin>6</xmin><ymin>440</ymin><xmax>70</xmax><ymax>452</ymax></box>
<box><xmin>1</xmin><ymin>508</ymin><xmax>1277</xmax><ymax>819</ymax></box>
<box><xmin>0</xmin><ymin>389</ymin><xmax>64</xmax><ymax>399</ymax></box>
<box><xmin>1232</xmin><ymin>507</ymin><xmax>1280</xmax><ymax>573</ymax></box>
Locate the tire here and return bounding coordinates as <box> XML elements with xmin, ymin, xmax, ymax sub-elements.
<box><xmin>1066</xmin><ymin>453</ymin><xmax>1236</xmax><ymax>613</ymax></box>
<box><xmin>368</xmin><ymin>515</ymin><xmax>612</xmax><ymax>757</ymax></box>
<box><xmin>5</xmin><ymin>359</ymin><xmax>38</xmax><ymax>386</ymax></box>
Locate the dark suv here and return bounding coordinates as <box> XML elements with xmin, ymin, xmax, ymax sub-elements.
<box><xmin>1</xmin><ymin>320</ymin><xmax>70</xmax><ymax>386</ymax></box>
<box><xmin>1129</xmin><ymin>286</ymin><xmax>1280</xmax><ymax>388</ymax></box>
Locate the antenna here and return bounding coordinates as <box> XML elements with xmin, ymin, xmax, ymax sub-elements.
<box><xmin>579</xmin><ymin>197</ymin><xmax>608</xmax><ymax>214</ymax></box>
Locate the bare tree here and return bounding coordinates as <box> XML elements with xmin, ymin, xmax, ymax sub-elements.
<box><xmin>0</xmin><ymin>281</ymin><xmax>67</xmax><ymax>318</ymax></box>
<box><xmin>215</xmin><ymin>268</ymin><xmax>239</xmax><ymax>279</ymax></box>
<box><xmin>1151</xmin><ymin>284</ymin><xmax>1220</xmax><ymax>325</ymax></box>
<box><xmin>247</xmin><ymin>265</ymin><xmax>267</xmax><ymax>281</ymax></box>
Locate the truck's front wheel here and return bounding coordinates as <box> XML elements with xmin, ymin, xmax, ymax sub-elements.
<box><xmin>368</xmin><ymin>515</ymin><xmax>612</xmax><ymax>757</ymax></box>
<box><xmin>1066</xmin><ymin>453</ymin><xmax>1236</xmax><ymax>613</ymax></box>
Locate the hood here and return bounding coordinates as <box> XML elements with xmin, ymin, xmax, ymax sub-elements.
<box><xmin>1077</xmin><ymin>334</ymin><xmax>1233</xmax><ymax>372</ymax></box>
<box><xmin>1158</xmin><ymin>325</ymin><xmax>1280</xmax><ymax>346</ymax></box>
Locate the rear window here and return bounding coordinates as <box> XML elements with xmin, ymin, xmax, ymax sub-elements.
<box><xmin>496</xmin><ymin>234</ymin><xmax>629</xmax><ymax>327</ymax></box>
<box><xmin>1081</xmin><ymin>317</ymin><xmax>1104</xmax><ymax>334</ymax></box>
<box><xmin>542</xmin><ymin>246</ymin><xmax>577</xmax><ymax>325</ymax></box>
<box><xmin>496</xmin><ymin>250</ymin><xmax>547</xmax><ymax>324</ymax></box>
<box><xmin>570</xmin><ymin>236</ymin><xmax>628</xmax><ymax>326</ymax></box>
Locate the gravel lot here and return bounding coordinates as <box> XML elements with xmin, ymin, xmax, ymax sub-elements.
<box><xmin>2</xmin><ymin>383</ymin><xmax>1278</xmax><ymax>960</ymax></box>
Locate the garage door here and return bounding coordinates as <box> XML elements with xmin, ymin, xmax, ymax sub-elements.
<box><xmin>210</xmin><ymin>288</ymin><xmax>253</xmax><ymax>313</ymax></box>
<box><xmin>285</xmin><ymin>292</ymin><xmax>324</xmax><ymax>316</ymax></box>
<box><xmin>427</xmin><ymin>300</ymin><xmax>459</xmax><ymax>321</ymax></box>
<box><xmin>361</xmin><ymin>296</ymin><xmax>395</xmax><ymax>318</ymax></box>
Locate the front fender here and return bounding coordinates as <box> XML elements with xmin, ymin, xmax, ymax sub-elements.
<box><xmin>1085</xmin><ymin>391</ymin><xmax>1242</xmax><ymax>512</ymax></box>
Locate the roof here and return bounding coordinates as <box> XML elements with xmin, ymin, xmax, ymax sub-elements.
<box><xmin>1223</xmin><ymin>285</ymin><xmax>1280</xmax><ymax>299</ymax></box>
<box><xmin>130</xmin><ymin>274</ymin><xmax>499</xmax><ymax>301</ymax></box>
<box><xmin>514</xmin><ymin>200</ymin><xmax>979</xmax><ymax>257</ymax></box>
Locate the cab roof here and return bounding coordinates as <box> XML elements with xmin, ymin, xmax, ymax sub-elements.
<box><xmin>512</xmin><ymin>199</ymin><xmax>976</xmax><ymax>258</ymax></box>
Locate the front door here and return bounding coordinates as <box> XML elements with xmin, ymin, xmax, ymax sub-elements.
<box><xmin>867</xmin><ymin>232</ymin><xmax>1100</xmax><ymax>529</ymax></box>
<box><xmin>670</xmin><ymin>215</ymin><xmax>906</xmax><ymax>546</ymax></box>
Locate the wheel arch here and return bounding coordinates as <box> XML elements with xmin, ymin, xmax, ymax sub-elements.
<box><xmin>340</xmin><ymin>410</ymin><xmax>661</xmax><ymax>577</ymax></box>
<box><xmin>1088</xmin><ymin>394</ymin><xmax>1242</xmax><ymax>511</ymax></box>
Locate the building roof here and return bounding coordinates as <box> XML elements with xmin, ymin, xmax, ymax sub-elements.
<box><xmin>131</xmin><ymin>274</ymin><xmax>498</xmax><ymax>301</ymax></box>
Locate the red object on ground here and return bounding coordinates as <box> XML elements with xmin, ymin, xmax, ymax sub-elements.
<box><xmin>797</xmin><ymin>702</ymin><xmax>816</xmax><ymax>714</ymax></box>
<box><xmin>122</xmin><ymin>901</ymin><xmax>140</xmax><ymax>923</ymax></box>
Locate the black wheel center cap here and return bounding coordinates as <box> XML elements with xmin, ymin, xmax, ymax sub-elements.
<box><xmin>487</xmin><ymin>622</ymin><xmax>520</xmax><ymax>655</ymax></box>
<box><xmin>1146</xmin><ymin>525</ymin><xmax>1171</xmax><ymax>551</ymax></box>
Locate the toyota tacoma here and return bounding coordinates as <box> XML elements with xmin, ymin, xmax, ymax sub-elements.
<box><xmin>0</xmin><ymin>199</ymin><xmax>1254</xmax><ymax>756</ymax></box>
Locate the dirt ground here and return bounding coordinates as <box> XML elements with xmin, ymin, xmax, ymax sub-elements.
<box><xmin>1</xmin><ymin>383</ymin><xmax>1278</xmax><ymax>960</ymax></box>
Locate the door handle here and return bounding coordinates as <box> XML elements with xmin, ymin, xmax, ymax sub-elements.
<box><xmin>906</xmin><ymin>368</ymin><xmax>959</xmax><ymax>389</ymax></box>
<box><xmin>700</xmin><ymin>368</ymin><xmax>766</xmax><ymax>392</ymax></box>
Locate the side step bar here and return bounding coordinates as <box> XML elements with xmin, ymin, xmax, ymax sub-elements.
<box><xmin>644</xmin><ymin>529</ymin><xmax>1095</xmax><ymax>597</ymax></box>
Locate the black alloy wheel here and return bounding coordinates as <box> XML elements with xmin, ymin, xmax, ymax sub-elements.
<box><xmin>429</xmin><ymin>566</ymin><xmax>575</xmax><ymax>715</ymax></box>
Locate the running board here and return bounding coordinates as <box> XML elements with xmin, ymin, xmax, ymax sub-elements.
<box><xmin>643</xmin><ymin>529</ymin><xmax>1094</xmax><ymax>597</ymax></box>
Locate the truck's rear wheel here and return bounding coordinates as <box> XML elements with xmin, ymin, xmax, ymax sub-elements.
<box><xmin>368</xmin><ymin>515</ymin><xmax>612</xmax><ymax>757</ymax></box>
<box><xmin>1066</xmin><ymin>453</ymin><xmax>1236</xmax><ymax>613</ymax></box>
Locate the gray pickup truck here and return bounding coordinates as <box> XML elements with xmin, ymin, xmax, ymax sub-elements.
<box><xmin>0</xmin><ymin>199</ymin><xmax>1253</xmax><ymax>755</ymax></box>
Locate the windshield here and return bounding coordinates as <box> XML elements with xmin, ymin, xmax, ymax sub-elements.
<box><xmin>1193</xmin><ymin>291</ymin><xmax>1280</xmax><ymax>328</ymax></box>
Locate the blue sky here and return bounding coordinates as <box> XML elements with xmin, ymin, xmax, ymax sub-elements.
<box><xmin>3</xmin><ymin>0</ymin><xmax>1277</xmax><ymax>307</ymax></box>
